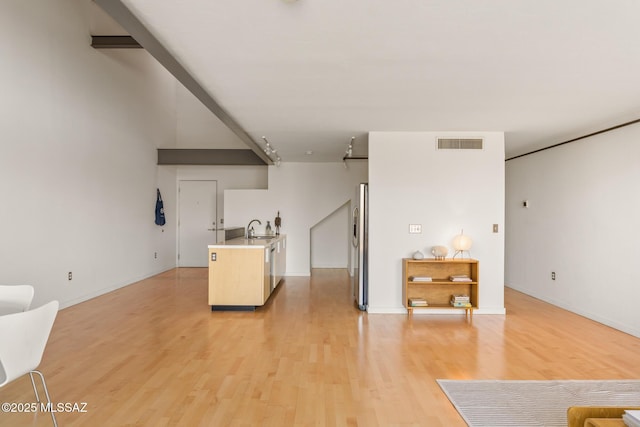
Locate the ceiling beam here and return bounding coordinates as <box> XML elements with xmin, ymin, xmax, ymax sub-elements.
<box><xmin>506</xmin><ymin>117</ymin><xmax>640</xmax><ymax>161</ymax></box>
<box><xmin>93</xmin><ymin>0</ymin><xmax>273</xmax><ymax>165</ymax></box>
<box><xmin>91</xmin><ymin>35</ymin><xmax>142</xmax><ymax>49</ymax></box>
<box><xmin>157</xmin><ymin>149</ymin><xmax>266</xmax><ymax>166</ymax></box>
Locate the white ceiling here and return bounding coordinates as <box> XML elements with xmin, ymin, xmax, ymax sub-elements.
<box><xmin>113</xmin><ymin>0</ymin><xmax>640</xmax><ymax>162</ymax></box>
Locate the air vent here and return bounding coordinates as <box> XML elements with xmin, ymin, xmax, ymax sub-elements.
<box><xmin>437</xmin><ymin>138</ymin><xmax>483</xmax><ymax>150</ymax></box>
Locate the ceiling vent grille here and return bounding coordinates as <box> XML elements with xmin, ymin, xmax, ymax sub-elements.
<box><xmin>437</xmin><ymin>138</ymin><xmax>483</xmax><ymax>150</ymax></box>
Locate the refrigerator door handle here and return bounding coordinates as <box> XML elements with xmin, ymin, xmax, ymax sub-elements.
<box><xmin>352</xmin><ymin>207</ymin><xmax>359</xmax><ymax>247</ymax></box>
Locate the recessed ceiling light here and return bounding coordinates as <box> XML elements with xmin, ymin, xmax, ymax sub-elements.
<box><xmin>305</xmin><ymin>150</ymin><xmax>313</xmax><ymax>155</ymax></box>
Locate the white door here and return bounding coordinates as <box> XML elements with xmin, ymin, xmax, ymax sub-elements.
<box><xmin>178</xmin><ymin>180</ymin><xmax>217</xmax><ymax>267</ymax></box>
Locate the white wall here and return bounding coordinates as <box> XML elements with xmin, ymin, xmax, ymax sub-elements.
<box><xmin>311</xmin><ymin>202</ymin><xmax>350</xmax><ymax>269</ymax></box>
<box><xmin>368</xmin><ymin>132</ymin><xmax>506</xmax><ymax>314</ymax></box>
<box><xmin>173</xmin><ymin>84</ymin><xmax>249</xmax><ymax>149</ymax></box>
<box><xmin>225</xmin><ymin>162</ymin><xmax>368</xmax><ymax>276</ymax></box>
<box><xmin>505</xmin><ymin>123</ymin><xmax>640</xmax><ymax>338</ymax></box>
<box><xmin>0</xmin><ymin>0</ymin><xmax>178</xmax><ymax>308</ymax></box>
<box><xmin>176</xmin><ymin>165</ymin><xmax>268</xmax><ymax>243</ymax></box>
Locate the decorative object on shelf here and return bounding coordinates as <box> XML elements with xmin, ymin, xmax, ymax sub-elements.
<box><xmin>412</xmin><ymin>250</ymin><xmax>424</xmax><ymax>260</ymax></box>
<box><xmin>450</xmin><ymin>294</ymin><xmax>471</xmax><ymax>307</ymax></box>
<box><xmin>266</xmin><ymin>221</ymin><xmax>273</xmax><ymax>235</ymax></box>
<box><xmin>431</xmin><ymin>245</ymin><xmax>448</xmax><ymax>260</ymax></box>
<box><xmin>452</xmin><ymin>229</ymin><xmax>473</xmax><ymax>259</ymax></box>
<box><xmin>409</xmin><ymin>298</ymin><xmax>428</xmax><ymax>307</ymax></box>
<box><xmin>409</xmin><ymin>276</ymin><xmax>432</xmax><ymax>282</ymax></box>
<box><xmin>274</xmin><ymin>211</ymin><xmax>282</xmax><ymax>235</ymax></box>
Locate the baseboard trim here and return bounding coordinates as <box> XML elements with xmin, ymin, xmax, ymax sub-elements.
<box><xmin>367</xmin><ymin>307</ymin><xmax>506</xmax><ymax>315</ymax></box>
<box><xmin>59</xmin><ymin>266</ymin><xmax>175</xmax><ymax>310</ymax></box>
<box><xmin>283</xmin><ymin>272</ymin><xmax>311</xmax><ymax>277</ymax></box>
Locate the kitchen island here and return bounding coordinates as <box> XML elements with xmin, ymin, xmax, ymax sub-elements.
<box><xmin>208</xmin><ymin>234</ymin><xmax>286</xmax><ymax>310</ymax></box>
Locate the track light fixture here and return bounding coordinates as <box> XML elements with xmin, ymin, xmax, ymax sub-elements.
<box><xmin>261</xmin><ymin>136</ymin><xmax>282</xmax><ymax>167</ymax></box>
<box><xmin>342</xmin><ymin>136</ymin><xmax>368</xmax><ymax>163</ymax></box>
<box><xmin>345</xmin><ymin>136</ymin><xmax>355</xmax><ymax>157</ymax></box>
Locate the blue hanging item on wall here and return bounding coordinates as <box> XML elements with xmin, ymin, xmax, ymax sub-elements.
<box><xmin>155</xmin><ymin>188</ymin><xmax>166</xmax><ymax>226</ymax></box>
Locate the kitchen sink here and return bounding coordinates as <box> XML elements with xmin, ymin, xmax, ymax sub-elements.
<box><xmin>248</xmin><ymin>235</ymin><xmax>273</xmax><ymax>240</ymax></box>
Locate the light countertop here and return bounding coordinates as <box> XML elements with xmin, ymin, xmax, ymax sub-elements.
<box><xmin>208</xmin><ymin>234</ymin><xmax>286</xmax><ymax>249</ymax></box>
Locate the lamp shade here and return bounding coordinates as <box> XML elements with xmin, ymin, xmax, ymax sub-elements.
<box><xmin>452</xmin><ymin>233</ymin><xmax>473</xmax><ymax>251</ymax></box>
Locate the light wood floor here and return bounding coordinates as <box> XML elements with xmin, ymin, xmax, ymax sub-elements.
<box><xmin>2</xmin><ymin>268</ymin><xmax>640</xmax><ymax>426</ymax></box>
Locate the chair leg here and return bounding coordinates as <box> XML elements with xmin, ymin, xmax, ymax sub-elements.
<box><xmin>29</xmin><ymin>371</ymin><xmax>41</xmax><ymax>402</ymax></box>
<box><xmin>29</xmin><ymin>370</ymin><xmax>57</xmax><ymax>427</ymax></box>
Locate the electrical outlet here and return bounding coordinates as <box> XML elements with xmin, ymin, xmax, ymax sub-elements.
<box><xmin>68</xmin><ymin>272</ymin><xmax>72</xmax><ymax>281</ymax></box>
<box><xmin>551</xmin><ymin>272</ymin><xmax>556</xmax><ymax>280</ymax></box>
<box><xmin>409</xmin><ymin>224</ymin><xmax>422</xmax><ymax>234</ymax></box>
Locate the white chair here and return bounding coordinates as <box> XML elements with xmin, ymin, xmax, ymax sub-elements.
<box><xmin>0</xmin><ymin>300</ymin><xmax>59</xmax><ymax>427</ymax></box>
<box><xmin>0</xmin><ymin>285</ymin><xmax>35</xmax><ymax>315</ymax></box>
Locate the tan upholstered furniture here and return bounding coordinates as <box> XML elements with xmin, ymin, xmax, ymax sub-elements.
<box><xmin>583</xmin><ymin>419</ymin><xmax>625</xmax><ymax>427</ymax></box>
<box><xmin>567</xmin><ymin>406</ymin><xmax>640</xmax><ymax>427</ymax></box>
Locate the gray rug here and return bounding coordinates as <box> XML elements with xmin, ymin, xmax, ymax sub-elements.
<box><xmin>437</xmin><ymin>379</ymin><xmax>640</xmax><ymax>427</ymax></box>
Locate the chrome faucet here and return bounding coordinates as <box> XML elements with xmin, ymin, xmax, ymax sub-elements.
<box><xmin>246</xmin><ymin>219</ymin><xmax>261</xmax><ymax>238</ymax></box>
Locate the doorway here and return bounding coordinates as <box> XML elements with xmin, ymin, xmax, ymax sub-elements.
<box><xmin>178</xmin><ymin>180</ymin><xmax>217</xmax><ymax>267</ymax></box>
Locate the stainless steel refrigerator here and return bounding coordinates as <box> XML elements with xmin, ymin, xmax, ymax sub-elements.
<box><xmin>352</xmin><ymin>183</ymin><xmax>368</xmax><ymax>311</ymax></box>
